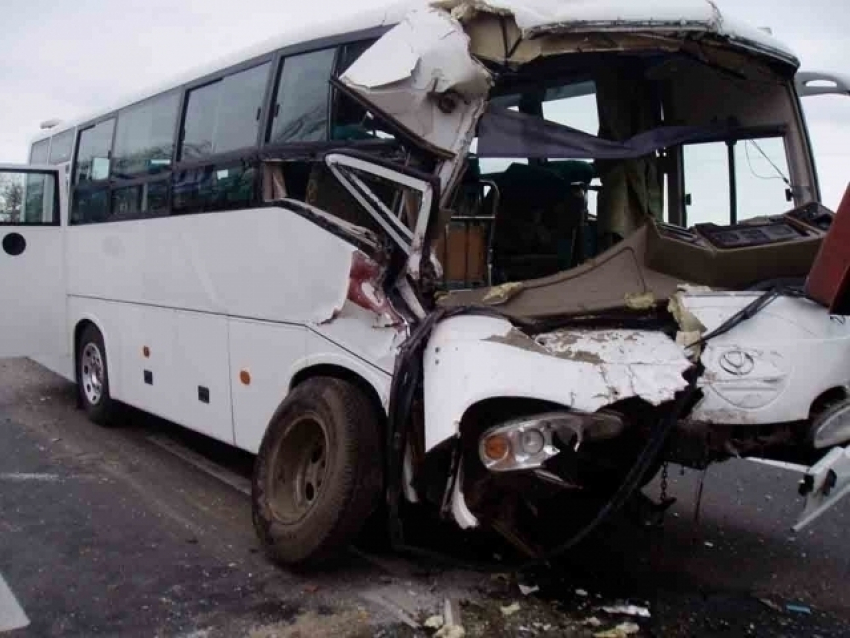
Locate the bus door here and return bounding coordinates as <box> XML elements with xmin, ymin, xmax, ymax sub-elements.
<box><xmin>0</xmin><ymin>164</ymin><xmax>68</xmax><ymax>358</ymax></box>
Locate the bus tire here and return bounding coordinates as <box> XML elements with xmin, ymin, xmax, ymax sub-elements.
<box><xmin>252</xmin><ymin>377</ymin><xmax>382</xmax><ymax>569</ymax></box>
<box><xmin>76</xmin><ymin>324</ymin><xmax>117</xmax><ymax>426</ymax></box>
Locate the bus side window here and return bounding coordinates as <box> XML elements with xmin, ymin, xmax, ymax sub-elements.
<box><xmin>112</xmin><ymin>92</ymin><xmax>179</xmax><ymax>179</ymax></box>
<box><xmin>267</xmin><ymin>48</ymin><xmax>337</xmax><ymax>145</ymax></box>
<box><xmin>181</xmin><ymin>62</ymin><xmax>271</xmax><ymax>160</ymax></box>
<box><xmin>72</xmin><ymin>118</ymin><xmax>115</xmax><ymax>224</ymax></box>
<box><xmin>172</xmin><ymin>163</ymin><xmax>256</xmax><ymax>215</ymax></box>
<box><xmin>48</xmin><ymin>129</ymin><xmax>74</xmax><ymax>165</ymax></box>
<box><xmin>29</xmin><ymin>139</ymin><xmax>49</xmax><ymax>164</ymax></box>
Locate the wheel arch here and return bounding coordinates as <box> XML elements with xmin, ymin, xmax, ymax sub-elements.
<box><xmin>72</xmin><ymin>314</ymin><xmax>112</xmax><ymax>379</ymax></box>
<box><xmin>288</xmin><ymin>359</ymin><xmax>389</xmax><ymax>428</ymax></box>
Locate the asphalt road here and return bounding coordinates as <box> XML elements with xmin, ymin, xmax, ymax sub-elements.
<box><xmin>1</xmin><ymin>358</ymin><xmax>849</xmax><ymax>637</ymax></box>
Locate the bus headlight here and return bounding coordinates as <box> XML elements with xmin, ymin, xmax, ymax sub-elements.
<box><xmin>478</xmin><ymin>410</ymin><xmax>626</xmax><ymax>472</ymax></box>
<box><xmin>479</xmin><ymin>413</ymin><xmax>566</xmax><ymax>472</ymax></box>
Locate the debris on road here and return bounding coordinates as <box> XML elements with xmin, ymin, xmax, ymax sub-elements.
<box><xmin>424</xmin><ymin>615</ymin><xmax>445</xmax><ymax>629</ymax></box>
<box><xmin>443</xmin><ymin>598</ymin><xmax>462</xmax><ymax>627</ymax></box>
<box><xmin>519</xmin><ymin>584</ymin><xmax>540</xmax><ymax>596</ymax></box>
<box><xmin>758</xmin><ymin>597</ymin><xmax>783</xmax><ymax>613</ymax></box>
<box><xmin>500</xmin><ymin>602</ymin><xmax>521</xmax><ymax>617</ymax></box>
<box><xmin>600</xmin><ymin>604</ymin><xmax>651</xmax><ymax>618</ymax></box>
<box><xmin>786</xmin><ymin>603</ymin><xmax>813</xmax><ymax>615</ymax></box>
<box><xmin>434</xmin><ymin>624</ymin><xmax>466</xmax><ymax>638</ymax></box>
<box><xmin>593</xmin><ymin>622</ymin><xmax>641</xmax><ymax>637</ymax></box>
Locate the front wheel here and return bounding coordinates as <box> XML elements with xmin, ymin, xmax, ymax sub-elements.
<box><xmin>251</xmin><ymin>377</ymin><xmax>383</xmax><ymax>568</ymax></box>
<box><xmin>77</xmin><ymin>324</ymin><xmax>118</xmax><ymax>426</ymax></box>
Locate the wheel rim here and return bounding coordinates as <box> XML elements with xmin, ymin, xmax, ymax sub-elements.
<box><xmin>81</xmin><ymin>342</ymin><xmax>105</xmax><ymax>406</ymax></box>
<box><xmin>268</xmin><ymin>415</ymin><xmax>330</xmax><ymax>524</ymax></box>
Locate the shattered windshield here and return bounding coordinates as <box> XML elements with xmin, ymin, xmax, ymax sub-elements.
<box><xmin>436</xmin><ymin>47</ymin><xmax>811</xmax><ymax>285</ymax></box>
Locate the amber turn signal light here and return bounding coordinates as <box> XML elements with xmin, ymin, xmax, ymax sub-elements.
<box><xmin>482</xmin><ymin>433</ymin><xmax>510</xmax><ymax>462</ymax></box>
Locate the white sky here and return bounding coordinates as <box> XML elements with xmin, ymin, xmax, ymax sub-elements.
<box><xmin>2</xmin><ymin>0</ymin><xmax>848</xmax><ymax>220</ymax></box>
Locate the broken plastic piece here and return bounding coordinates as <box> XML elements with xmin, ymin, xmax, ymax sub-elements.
<box><xmin>435</xmin><ymin>625</ymin><xmax>466</xmax><ymax>638</ymax></box>
<box><xmin>786</xmin><ymin>603</ymin><xmax>812</xmax><ymax>615</ymax></box>
<box><xmin>500</xmin><ymin>602</ymin><xmax>521</xmax><ymax>616</ymax></box>
<box><xmin>668</xmin><ymin>293</ymin><xmax>707</xmax><ymax>335</ymax></box>
<box><xmin>594</xmin><ymin>623</ymin><xmax>641</xmax><ymax>638</ymax></box>
<box><xmin>600</xmin><ymin>604</ymin><xmax>651</xmax><ymax>618</ymax></box>
<box><xmin>624</xmin><ymin>291</ymin><xmax>656</xmax><ymax>310</ymax></box>
<box><xmin>518</xmin><ymin>584</ymin><xmax>539</xmax><ymax>596</ymax></box>
<box><xmin>424</xmin><ymin>615</ymin><xmax>445</xmax><ymax>629</ymax></box>
<box><xmin>482</xmin><ymin>281</ymin><xmax>524</xmax><ymax>305</ymax></box>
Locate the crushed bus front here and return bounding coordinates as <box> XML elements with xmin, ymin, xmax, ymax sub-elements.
<box><xmin>277</xmin><ymin>0</ymin><xmax>850</xmax><ymax>559</ymax></box>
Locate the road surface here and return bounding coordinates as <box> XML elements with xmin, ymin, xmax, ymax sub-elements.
<box><xmin>1</xmin><ymin>358</ymin><xmax>849</xmax><ymax>637</ymax></box>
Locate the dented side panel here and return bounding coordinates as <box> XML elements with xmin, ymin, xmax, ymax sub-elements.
<box><xmin>423</xmin><ymin>315</ymin><xmax>692</xmax><ymax>452</ymax></box>
<box><xmin>680</xmin><ymin>293</ymin><xmax>850</xmax><ymax>424</ymax></box>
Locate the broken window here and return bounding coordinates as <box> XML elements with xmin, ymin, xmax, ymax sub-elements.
<box><xmin>330</xmin><ymin>46</ymin><xmax>399</xmax><ymax>143</ymax></box>
<box><xmin>449</xmin><ymin>81</ymin><xmax>604</xmax><ymax>286</ymax></box>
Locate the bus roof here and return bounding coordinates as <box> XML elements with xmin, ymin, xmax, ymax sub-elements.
<box><xmin>31</xmin><ymin>0</ymin><xmax>798</xmax><ymax>146</ymax></box>
<box><xmin>432</xmin><ymin>0</ymin><xmax>797</xmax><ymax>68</ymax></box>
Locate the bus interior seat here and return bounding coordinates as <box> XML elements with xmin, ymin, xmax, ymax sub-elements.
<box><xmin>489</xmin><ymin>161</ymin><xmax>591</xmax><ymax>283</ymax></box>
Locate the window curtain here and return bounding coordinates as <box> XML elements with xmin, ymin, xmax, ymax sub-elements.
<box><xmin>594</xmin><ymin>63</ymin><xmax>663</xmax><ymax>242</ymax></box>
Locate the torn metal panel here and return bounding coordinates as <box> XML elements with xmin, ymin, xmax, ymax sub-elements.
<box><xmin>339</xmin><ymin>7</ymin><xmax>492</xmax><ymax>158</ymax></box>
<box><xmin>347</xmin><ymin>251</ymin><xmax>402</xmax><ymax>328</ymax></box>
<box><xmin>275</xmin><ymin>197</ymin><xmax>381</xmax><ymax>256</ymax></box>
<box><xmin>323</xmin><ymin>151</ymin><xmax>441</xmax><ymax>281</ymax></box>
<box><xmin>435</xmin><ymin>3</ymin><xmax>682</xmax><ymax>65</ymax></box>
<box><xmin>311</xmin><ymin>250</ymin><xmax>406</xmax><ymax>375</ymax></box>
<box><xmin>423</xmin><ymin>315</ymin><xmax>691</xmax><ymax>451</ymax></box>
<box><xmin>433</xmin><ymin>0</ymin><xmax>798</xmax><ymax>66</ymax></box>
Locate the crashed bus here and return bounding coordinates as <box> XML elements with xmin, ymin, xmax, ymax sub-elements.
<box><xmin>4</xmin><ymin>0</ymin><xmax>850</xmax><ymax>566</ymax></box>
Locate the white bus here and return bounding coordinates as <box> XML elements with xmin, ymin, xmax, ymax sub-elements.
<box><xmin>4</xmin><ymin>0</ymin><xmax>850</xmax><ymax>567</ymax></box>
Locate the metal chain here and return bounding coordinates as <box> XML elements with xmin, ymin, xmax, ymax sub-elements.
<box><xmin>660</xmin><ymin>462</ymin><xmax>669</xmax><ymax>503</ymax></box>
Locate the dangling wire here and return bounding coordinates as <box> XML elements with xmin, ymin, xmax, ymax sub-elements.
<box><xmin>744</xmin><ymin>139</ymin><xmax>792</xmax><ymax>187</ymax></box>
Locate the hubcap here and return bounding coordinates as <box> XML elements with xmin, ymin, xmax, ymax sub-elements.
<box><xmin>268</xmin><ymin>416</ymin><xmax>329</xmax><ymax>524</ymax></box>
<box><xmin>81</xmin><ymin>342</ymin><xmax>105</xmax><ymax>406</ymax></box>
